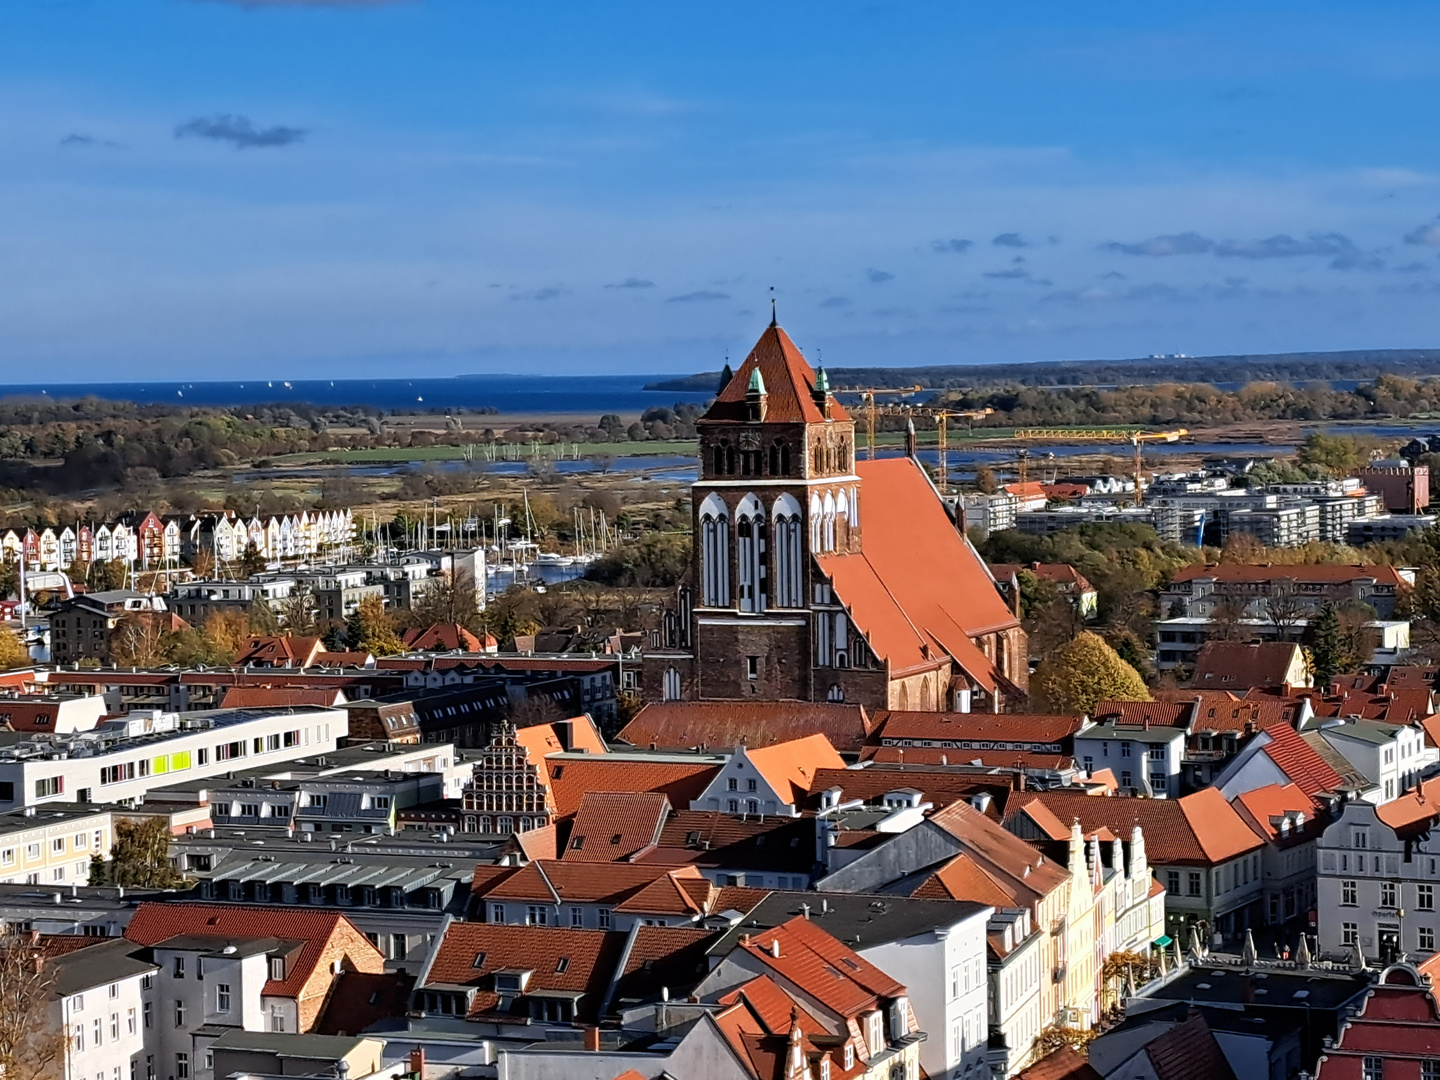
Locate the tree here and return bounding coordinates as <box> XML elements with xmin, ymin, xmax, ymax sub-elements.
<box><xmin>974</xmin><ymin>465</ymin><xmax>999</xmax><ymax>495</ymax></box>
<box><xmin>0</xmin><ymin>934</ymin><xmax>64</xmax><ymax>1080</ymax></box>
<box><xmin>189</xmin><ymin>548</ymin><xmax>215</xmax><ymax>581</ymax></box>
<box><xmin>345</xmin><ymin>595</ymin><xmax>404</xmax><ymax>656</ymax></box>
<box><xmin>94</xmin><ymin>817</ymin><xmax>184</xmax><ymax>888</ymax></box>
<box><xmin>1297</xmin><ymin>432</ymin><xmax>1377</xmax><ymax>477</ymax></box>
<box><xmin>89</xmin><ymin>558</ymin><xmax>127</xmax><ymax>592</ymax></box>
<box><xmin>1208</xmin><ymin>598</ymin><xmax>1253</xmax><ymax>642</ymax></box>
<box><xmin>1305</xmin><ymin>601</ymin><xmax>1377</xmax><ymax>687</ymax></box>
<box><xmin>1030</xmin><ymin>631</ymin><xmax>1150</xmax><ymax>714</ymax></box>
<box><xmin>0</xmin><ymin>627</ymin><xmax>27</xmax><ymax>671</ymax></box>
<box><xmin>1263</xmin><ymin>578</ymin><xmax>1309</xmax><ymax>641</ymax></box>
<box><xmin>410</xmin><ymin>569</ymin><xmax>483</xmax><ymax>632</ymax></box>
<box><xmin>247</xmin><ymin>596</ymin><xmax>280</xmax><ymax>635</ymax></box>
<box><xmin>238</xmin><ymin>541</ymin><xmax>266</xmax><ymax>577</ymax></box>
<box><xmin>110</xmin><ymin>614</ymin><xmax>169</xmax><ymax>667</ymax></box>
<box><xmin>277</xmin><ymin>586</ymin><xmax>318</xmax><ymax>636</ymax></box>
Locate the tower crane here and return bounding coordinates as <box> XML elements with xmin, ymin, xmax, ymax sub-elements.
<box><xmin>1010</xmin><ymin>428</ymin><xmax>1189</xmax><ymax>503</ymax></box>
<box><xmin>836</xmin><ymin>386</ymin><xmax>994</xmax><ymax>491</ymax></box>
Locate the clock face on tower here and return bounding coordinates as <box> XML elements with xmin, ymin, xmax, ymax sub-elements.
<box><xmin>738</xmin><ymin>430</ymin><xmax>761</xmax><ymax>450</ymax></box>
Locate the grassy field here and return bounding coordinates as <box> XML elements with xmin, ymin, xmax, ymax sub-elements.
<box><xmin>271</xmin><ymin>439</ymin><xmax>700</xmax><ymax>465</ymax></box>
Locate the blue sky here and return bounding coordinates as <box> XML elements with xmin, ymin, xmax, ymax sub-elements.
<box><xmin>6</xmin><ymin>0</ymin><xmax>1440</xmax><ymax>380</ymax></box>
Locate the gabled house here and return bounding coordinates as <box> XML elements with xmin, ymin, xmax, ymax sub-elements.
<box><xmin>236</xmin><ymin>635</ymin><xmax>325</xmax><ymax>669</ymax></box>
<box><xmin>697</xmin><ymin>916</ymin><xmax>925</xmax><ymax>1080</ymax></box>
<box><xmin>1313</xmin><ymin>963</ymin><xmax>1440</xmax><ymax>1079</ymax></box>
<box><xmin>691</xmin><ymin>734</ymin><xmax>846</xmax><ymax>817</ymax></box>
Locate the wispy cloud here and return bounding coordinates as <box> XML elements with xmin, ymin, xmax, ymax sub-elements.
<box><xmin>604</xmin><ymin>277</ymin><xmax>654</xmax><ymax>289</ymax></box>
<box><xmin>667</xmin><ymin>290</ymin><xmax>729</xmax><ymax>302</ymax></box>
<box><xmin>1104</xmin><ymin>230</ymin><xmax>1379</xmax><ymax>270</ymax></box>
<box><xmin>512</xmin><ymin>286</ymin><xmax>565</xmax><ymax>301</ymax></box>
<box><xmin>59</xmin><ymin>133</ymin><xmax>122</xmax><ymax>149</ymax></box>
<box><xmin>175</xmin><ymin>114</ymin><xmax>306</xmax><ymax>149</ymax></box>
<box><xmin>1405</xmin><ymin>221</ymin><xmax>1440</xmax><ymax>247</ymax></box>
<box><xmin>1043</xmin><ymin>282</ymin><xmax>1184</xmax><ymax>304</ymax></box>
<box><xmin>819</xmin><ymin>296</ymin><xmax>852</xmax><ymax>308</ymax></box>
<box><xmin>866</xmin><ymin>268</ymin><xmax>895</xmax><ymax>283</ymax></box>
<box><xmin>992</xmin><ymin>232</ymin><xmax>1029</xmax><ymax>248</ymax></box>
<box><xmin>930</xmin><ymin>238</ymin><xmax>972</xmax><ymax>253</ymax></box>
<box><xmin>1102</xmin><ymin>232</ymin><xmax>1214</xmax><ymax>256</ymax></box>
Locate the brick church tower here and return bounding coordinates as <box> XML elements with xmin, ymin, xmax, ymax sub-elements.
<box><xmin>645</xmin><ymin>317</ymin><xmax>1026</xmax><ymax>712</ymax></box>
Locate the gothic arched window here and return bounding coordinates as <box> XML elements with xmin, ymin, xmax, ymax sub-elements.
<box><xmin>772</xmin><ymin>494</ymin><xmax>803</xmax><ymax>608</ymax></box>
<box><xmin>699</xmin><ymin>493</ymin><xmax>730</xmax><ymax>606</ymax></box>
<box><xmin>662</xmin><ymin>667</ymin><xmax>681</xmax><ymax>701</ymax></box>
<box><xmin>736</xmin><ymin>494</ymin><xmax>767</xmax><ymax>614</ymax></box>
<box><xmin>822</xmin><ymin>492</ymin><xmax>837</xmax><ymax>553</ymax></box>
<box><xmin>781</xmin><ymin>444</ymin><xmax>791</xmax><ymax>475</ymax></box>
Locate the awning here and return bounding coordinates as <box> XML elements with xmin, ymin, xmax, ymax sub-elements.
<box><xmin>1153</xmin><ymin>935</ymin><xmax>1174</xmax><ymax>949</ymax></box>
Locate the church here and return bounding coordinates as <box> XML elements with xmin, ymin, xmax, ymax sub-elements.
<box><xmin>642</xmin><ymin>318</ymin><xmax>1028</xmax><ymax>713</ymax></box>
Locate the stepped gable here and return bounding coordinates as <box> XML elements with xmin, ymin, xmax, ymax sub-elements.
<box><xmin>702</xmin><ymin>323</ymin><xmax>847</xmax><ymax>425</ymax></box>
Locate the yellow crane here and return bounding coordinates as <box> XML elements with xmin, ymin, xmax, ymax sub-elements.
<box><xmin>839</xmin><ymin>387</ymin><xmax>993</xmax><ymax>491</ymax></box>
<box><xmin>1010</xmin><ymin>428</ymin><xmax>1190</xmax><ymax>503</ymax></box>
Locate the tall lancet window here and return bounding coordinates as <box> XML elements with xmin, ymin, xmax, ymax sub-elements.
<box><xmin>772</xmin><ymin>494</ymin><xmax>803</xmax><ymax>608</ymax></box>
<box><xmin>809</xmin><ymin>493</ymin><xmax>824</xmax><ymax>553</ymax></box>
<box><xmin>735</xmin><ymin>494</ymin><xmax>768</xmax><ymax>613</ymax></box>
<box><xmin>822</xmin><ymin>492</ymin><xmax>837</xmax><ymax>553</ymax></box>
<box><xmin>699</xmin><ymin>493</ymin><xmax>730</xmax><ymax>607</ymax></box>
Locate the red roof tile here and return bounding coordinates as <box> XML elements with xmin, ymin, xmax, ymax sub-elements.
<box><xmin>1015</xmin><ymin>1046</ymin><xmax>1104</xmax><ymax>1080</ymax></box>
<box><xmin>737</xmin><ymin>916</ymin><xmax>903</xmax><ymax>1018</ymax></box>
<box><xmin>422</xmin><ymin>922</ymin><xmax>625</xmax><ymax>1024</ymax></box>
<box><xmin>745</xmin><ymin>735</ymin><xmax>846</xmax><ymax>806</ymax></box>
<box><xmin>610</xmin><ymin>925</ymin><xmax>718</xmax><ymax>1005</ymax></box>
<box><xmin>218</xmin><ymin>687</ymin><xmax>344</xmax><ymax>709</ymax></box>
<box><xmin>1092</xmin><ymin>700</ymin><xmax>1193</xmax><ymax>728</ymax></box>
<box><xmin>1256</xmin><ymin>723</ymin><xmax>1345</xmax><ymax>800</ymax></box>
<box><xmin>477</xmin><ymin>860</ymin><xmax>706</xmax><ymax>908</ymax></box>
<box><xmin>546</xmin><ymin>758</ymin><xmax>720</xmax><ymax>817</ymax></box>
<box><xmin>1142</xmin><ymin>1013</ymin><xmax>1238</xmax><ymax>1080</ymax></box>
<box><xmin>563</xmin><ymin>792</ymin><xmax>669</xmax><ymax>862</ymax></box>
<box><xmin>874</xmin><ymin>710</ymin><xmax>1084</xmax><ymax>744</ymax></box>
<box><xmin>400</xmin><ymin>624</ymin><xmax>485</xmax><ymax>653</ymax></box>
<box><xmin>1190</xmin><ymin>641</ymin><xmax>1306</xmax><ymax>690</ymax></box>
<box><xmin>237</xmin><ymin>636</ymin><xmax>323</xmax><ymax>667</ymax></box>
<box><xmin>702</xmin><ymin>324</ymin><xmax>846</xmax><ymax>426</ymax></box>
<box><xmin>312</xmin><ymin>970</ymin><xmax>414</xmax><ymax>1036</ymax></box>
<box><xmin>817</xmin><ymin>457</ymin><xmax>1019</xmax><ymax>681</ymax></box>
<box><xmin>1170</xmin><ymin>563</ymin><xmax>1406</xmax><ymax>587</ymax></box>
<box><xmin>124</xmin><ymin>903</ymin><xmax>379</xmax><ymax>999</ymax></box>
<box><xmin>803</xmin><ymin>764</ymin><xmax>1014</xmax><ymax>812</ymax></box>
<box><xmin>618</xmin><ymin>700</ymin><xmax>873</xmax><ymax>754</ymax></box>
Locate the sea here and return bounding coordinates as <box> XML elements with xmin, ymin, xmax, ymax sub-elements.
<box><xmin>0</xmin><ymin>374</ymin><xmax>714</xmax><ymax>415</ymax></box>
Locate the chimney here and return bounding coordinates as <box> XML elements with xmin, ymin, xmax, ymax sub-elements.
<box><xmin>905</xmin><ymin>420</ymin><xmax>918</xmax><ymax>459</ymax></box>
<box><xmin>583</xmin><ymin>1027</ymin><xmax>601</xmax><ymax>1052</ymax></box>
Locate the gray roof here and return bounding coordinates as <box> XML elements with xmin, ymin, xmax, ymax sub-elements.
<box><xmin>50</xmin><ymin>938</ymin><xmax>157</xmax><ymax>997</ymax></box>
<box><xmin>201</xmin><ymin>850</ymin><xmax>472</xmax><ymax>891</ymax></box>
<box><xmin>1299</xmin><ymin>733</ymin><xmax>1369</xmax><ymax>789</ymax></box>
<box><xmin>705</xmin><ymin>890</ymin><xmax>992</xmax><ymax>957</ymax></box>
<box><xmin>1144</xmin><ymin>965</ymin><xmax>1369</xmax><ymax>1011</ymax></box>
<box><xmin>209</xmin><ymin>1030</ymin><xmax>375</xmax><ymax>1058</ymax></box>
<box><xmin>1317</xmin><ymin>719</ymin><xmax>1409</xmax><ymax>745</ymax></box>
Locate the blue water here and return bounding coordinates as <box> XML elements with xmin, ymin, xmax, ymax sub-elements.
<box><xmin>0</xmin><ymin>374</ymin><xmax>713</xmax><ymax>415</ymax></box>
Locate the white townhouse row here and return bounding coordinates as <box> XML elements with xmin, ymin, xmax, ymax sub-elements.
<box><xmin>0</xmin><ymin>707</ymin><xmax>348</xmax><ymax>811</ymax></box>
<box><xmin>0</xmin><ymin>509</ymin><xmax>355</xmax><ymax>572</ymax></box>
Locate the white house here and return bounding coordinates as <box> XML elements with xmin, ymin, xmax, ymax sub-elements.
<box><xmin>1307</xmin><ymin>717</ymin><xmax>1436</xmax><ymax>803</ymax></box>
<box><xmin>1315</xmin><ymin>778</ymin><xmax>1440</xmax><ymax>964</ymax></box>
<box><xmin>689</xmin><ymin>734</ymin><xmax>844</xmax><ymax>818</ymax></box>
<box><xmin>51</xmin><ymin>938</ymin><xmax>157</xmax><ymax>1080</ymax></box>
<box><xmin>987</xmin><ymin>908</ymin><xmax>1045</xmax><ymax>1077</ymax></box>
<box><xmin>1073</xmin><ymin>721</ymin><xmax>1186</xmax><ymax>797</ymax></box>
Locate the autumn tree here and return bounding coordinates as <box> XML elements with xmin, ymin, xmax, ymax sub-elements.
<box><xmin>410</xmin><ymin>569</ymin><xmax>483</xmax><ymax>632</ymax></box>
<box><xmin>1207</xmin><ymin>598</ymin><xmax>1253</xmax><ymax>642</ymax></box>
<box><xmin>1263</xmin><ymin>578</ymin><xmax>1309</xmax><ymax>641</ymax></box>
<box><xmin>1031</xmin><ymin>631</ymin><xmax>1150</xmax><ymax>715</ymax></box>
<box><xmin>0</xmin><ymin>627</ymin><xmax>27</xmax><ymax>671</ymax></box>
<box><xmin>0</xmin><ymin>934</ymin><xmax>64</xmax><ymax>1080</ymax></box>
<box><xmin>1304</xmin><ymin>601</ymin><xmax>1377</xmax><ymax>687</ymax></box>
<box><xmin>247</xmin><ymin>596</ymin><xmax>280</xmax><ymax>635</ymax></box>
<box><xmin>345</xmin><ymin>595</ymin><xmax>404</xmax><ymax>656</ymax></box>
<box><xmin>238</xmin><ymin>541</ymin><xmax>266</xmax><ymax>577</ymax></box>
<box><xmin>110</xmin><ymin>614</ymin><xmax>169</xmax><ymax>667</ymax></box>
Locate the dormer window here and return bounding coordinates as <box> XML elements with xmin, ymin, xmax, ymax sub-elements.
<box><xmin>493</xmin><ymin>969</ymin><xmax>532</xmax><ymax>995</ymax></box>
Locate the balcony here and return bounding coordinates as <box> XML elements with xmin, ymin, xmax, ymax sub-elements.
<box><xmin>1183</xmin><ymin>749</ymin><xmax>1229</xmax><ymax>763</ymax></box>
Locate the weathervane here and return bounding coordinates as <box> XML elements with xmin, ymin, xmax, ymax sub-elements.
<box><xmin>769</xmin><ymin>286</ymin><xmax>777</xmax><ymax>327</ymax></box>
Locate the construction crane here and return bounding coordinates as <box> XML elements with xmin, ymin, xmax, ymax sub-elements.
<box><xmin>837</xmin><ymin>387</ymin><xmax>994</xmax><ymax>490</ymax></box>
<box><xmin>1010</xmin><ymin>428</ymin><xmax>1190</xmax><ymax>503</ymax></box>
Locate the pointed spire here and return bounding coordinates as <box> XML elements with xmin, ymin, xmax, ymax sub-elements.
<box><xmin>1172</xmin><ymin>935</ymin><xmax>1184</xmax><ymax>971</ymax></box>
<box><xmin>1296</xmin><ymin>933</ymin><xmax>1312</xmax><ymax>969</ymax></box>
<box><xmin>718</xmin><ymin>358</ymin><xmax>734</xmax><ymax>395</ymax></box>
<box><xmin>1241</xmin><ymin>927</ymin><xmax>1258</xmax><ymax>967</ymax></box>
<box><xmin>745</xmin><ymin>365</ymin><xmax>768</xmax><ymax>423</ymax></box>
<box><xmin>748</xmin><ymin>367</ymin><xmax>766</xmax><ymax>395</ymax></box>
<box><xmin>769</xmin><ymin>290</ymin><xmax>777</xmax><ymax>328</ymax></box>
<box><xmin>815</xmin><ymin>367</ymin><xmax>830</xmax><ymax>393</ymax></box>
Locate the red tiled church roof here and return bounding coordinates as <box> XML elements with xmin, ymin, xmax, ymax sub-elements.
<box><xmin>702</xmin><ymin>324</ymin><xmax>847</xmax><ymax>426</ymax></box>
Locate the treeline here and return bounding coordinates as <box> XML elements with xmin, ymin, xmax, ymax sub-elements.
<box><xmin>649</xmin><ymin>347</ymin><xmax>1440</xmax><ymax>393</ymax></box>
<box><xmin>932</xmin><ymin>374</ymin><xmax>1440</xmax><ymax>430</ymax></box>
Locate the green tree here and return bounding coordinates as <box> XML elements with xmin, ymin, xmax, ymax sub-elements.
<box><xmin>410</xmin><ymin>569</ymin><xmax>483</xmax><ymax>632</ymax></box>
<box><xmin>238</xmin><ymin>541</ymin><xmax>266</xmax><ymax>577</ymax></box>
<box><xmin>1304</xmin><ymin>601</ymin><xmax>1376</xmax><ymax>687</ymax></box>
<box><xmin>345</xmin><ymin>595</ymin><xmax>404</xmax><ymax>656</ymax></box>
<box><xmin>247</xmin><ymin>596</ymin><xmax>280</xmax><ymax>634</ymax></box>
<box><xmin>95</xmin><ymin>817</ymin><xmax>184</xmax><ymax>888</ymax></box>
<box><xmin>1296</xmin><ymin>432</ymin><xmax>1376</xmax><ymax>477</ymax></box>
<box><xmin>1030</xmin><ymin>631</ymin><xmax>1150</xmax><ymax>714</ymax></box>
<box><xmin>0</xmin><ymin>626</ymin><xmax>27</xmax><ymax>670</ymax></box>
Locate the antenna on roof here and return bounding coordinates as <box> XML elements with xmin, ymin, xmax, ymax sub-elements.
<box><xmin>769</xmin><ymin>287</ymin><xmax>777</xmax><ymax>328</ymax></box>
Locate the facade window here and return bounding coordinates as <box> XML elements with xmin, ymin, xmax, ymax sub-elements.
<box><xmin>1343</xmin><ymin>922</ymin><xmax>1359</xmax><ymax>947</ymax></box>
<box><xmin>1166</xmin><ymin>871</ymin><xmax>1180</xmax><ymax>895</ymax></box>
<box><xmin>598</xmin><ymin>908</ymin><xmax>611</xmax><ymax>930</ymax></box>
<box><xmin>1421</xmin><ymin>926</ymin><xmax>1436</xmax><ymax>952</ymax></box>
<box><xmin>217</xmin><ymin>984</ymin><xmax>230</xmax><ymax>1013</ymax></box>
<box><xmin>698</xmin><ymin>496</ymin><xmax>730</xmax><ymax>607</ymax></box>
<box><xmin>1342</xmin><ymin>880</ymin><xmax>1357</xmax><ymax>906</ymax></box>
<box><xmin>1420</xmin><ymin>884</ymin><xmax>1434</xmax><ymax>911</ymax></box>
<box><xmin>526</xmin><ymin>905</ymin><xmax>548</xmax><ymax>926</ymax></box>
<box><xmin>772</xmin><ymin>496</ymin><xmax>804</xmax><ymax>608</ymax></box>
<box><xmin>1187</xmin><ymin>872</ymin><xmax>1202</xmax><ymax>897</ymax></box>
<box><xmin>173</xmin><ymin>957</ymin><xmax>185</xmax><ymax>979</ymax></box>
<box><xmin>745</xmin><ymin>656</ymin><xmax>760</xmax><ymax>680</ymax></box>
<box><xmin>1363</xmin><ymin>1058</ymin><xmax>1382</xmax><ymax>1080</ymax></box>
<box><xmin>1121</xmin><ymin>742</ymin><xmax>1132</xmax><ymax>758</ymax></box>
<box><xmin>126</xmin><ymin>1008</ymin><xmax>136</xmax><ymax>1035</ymax></box>
<box><xmin>174</xmin><ymin>1001</ymin><xmax>185</xmax><ymax>1028</ymax></box>
<box><xmin>1382</xmin><ymin>882</ymin><xmax>1398</xmax><ymax>909</ymax></box>
<box><xmin>490</xmin><ymin>904</ymin><xmax>504</xmax><ymax>923</ymax></box>
<box><xmin>270</xmin><ymin>1006</ymin><xmax>286</xmax><ymax>1033</ymax></box>
<box><xmin>176</xmin><ymin>1054</ymin><xmax>189</xmax><ymax>1080</ymax></box>
<box><xmin>570</xmin><ymin>907</ymin><xmax>583</xmax><ymax>927</ymax></box>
